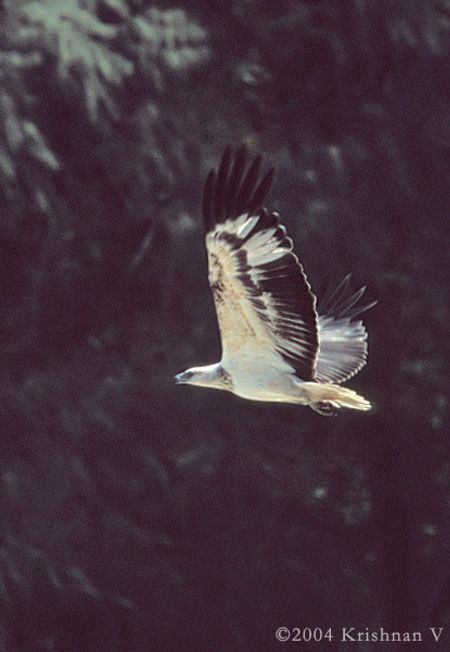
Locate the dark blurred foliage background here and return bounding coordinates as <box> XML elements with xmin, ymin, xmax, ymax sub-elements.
<box><xmin>0</xmin><ymin>0</ymin><xmax>449</xmax><ymax>650</ymax></box>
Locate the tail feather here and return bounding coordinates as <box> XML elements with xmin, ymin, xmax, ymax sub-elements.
<box><xmin>301</xmin><ymin>382</ymin><xmax>371</xmax><ymax>414</ymax></box>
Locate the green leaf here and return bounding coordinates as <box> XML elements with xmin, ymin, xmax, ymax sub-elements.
<box><xmin>22</xmin><ymin>121</ymin><xmax>60</xmax><ymax>170</ymax></box>
<box><xmin>19</xmin><ymin>0</ymin><xmax>134</xmax><ymax>120</ymax></box>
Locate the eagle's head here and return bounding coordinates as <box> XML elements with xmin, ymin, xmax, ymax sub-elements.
<box><xmin>174</xmin><ymin>368</ymin><xmax>196</xmax><ymax>385</ymax></box>
<box><xmin>174</xmin><ymin>364</ymin><xmax>229</xmax><ymax>390</ymax></box>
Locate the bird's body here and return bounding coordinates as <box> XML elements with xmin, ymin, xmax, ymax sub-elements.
<box><xmin>175</xmin><ymin>145</ymin><xmax>376</xmax><ymax>415</ymax></box>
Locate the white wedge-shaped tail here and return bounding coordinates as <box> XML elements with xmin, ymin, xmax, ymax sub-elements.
<box><xmin>301</xmin><ymin>382</ymin><xmax>371</xmax><ymax>413</ymax></box>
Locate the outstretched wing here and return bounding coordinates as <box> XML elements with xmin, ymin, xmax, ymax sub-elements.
<box><xmin>202</xmin><ymin>144</ymin><xmax>319</xmax><ymax>381</ymax></box>
<box><xmin>316</xmin><ymin>275</ymin><xmax>377</xmax><ymax>384</ymax></box>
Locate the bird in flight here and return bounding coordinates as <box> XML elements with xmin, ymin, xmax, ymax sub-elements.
<box><xmin>175</xmin><ymin>145</ymin><xmax>376</xmax><ymax>415</ymax></box>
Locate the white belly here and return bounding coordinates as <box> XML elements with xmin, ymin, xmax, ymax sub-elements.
<box><xmin>223</xmin><ymin>355</ymin><xmax>306</xmax><ymax>404</ymax></box>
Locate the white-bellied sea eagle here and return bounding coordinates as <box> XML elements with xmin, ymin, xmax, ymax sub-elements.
<box><xmin>175</xmin><ymin>145</ymin><xmax>376</xmax><ymax>415</ymax></box>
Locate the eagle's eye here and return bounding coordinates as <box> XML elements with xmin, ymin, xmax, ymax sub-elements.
<box><xmin>174</xmin><ymin>370</ymin><xmax>194</xmax><ymax>384</ymax></box>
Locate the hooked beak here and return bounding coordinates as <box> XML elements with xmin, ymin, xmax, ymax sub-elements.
<box><xmin>174</xmin><ymin>372</ymin><xmax>186</xmax><ymax>385</ymax></box>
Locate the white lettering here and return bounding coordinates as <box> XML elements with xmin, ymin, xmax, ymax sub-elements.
<box><xmin>341</xmin><ymin>627</ymin><xmax>356</xmax><ymax>642</ymax></box>
<box><xmin>430</xmin><ymin>627</ymin><xmax>444</xmax><ymax>642</ymax></box>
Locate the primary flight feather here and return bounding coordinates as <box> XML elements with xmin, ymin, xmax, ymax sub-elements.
<box><xmin>175</xmin><ymin>145</ymin><xmax>376</xmax><ymax>415</ymax></box>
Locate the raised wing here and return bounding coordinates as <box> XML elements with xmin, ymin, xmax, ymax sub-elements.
<box><xmin>316</xmin><ymin>275</ymin><xmax>377</xmax><ymax>383</ymax></box>
<box><xmin>202</xmin><ymin>145</ymin><xmax>319</xmax><ymax>381</ymax></box>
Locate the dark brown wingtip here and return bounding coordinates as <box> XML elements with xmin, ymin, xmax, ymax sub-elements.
<box><xmin>235</xmin><ymin>153</ymin><xmax>263</xmax><ymax>211</ymax></box>
<box><xmin>225</xmin><ymin>144</ymin><xmax>248</xmax><ymax>215</ymax></box>
<box><xmin>202</xmin><ymin>169</ymin><xmax>216</xmax><ymax>231</ymax></box>
<box><xmin>247</xmin><ymin>166</ymin><xmax>276</xmax><ymax>216</ymax></box>
<box><xmin>318</xmin><ymin>274</ymin><xmax>352</xmax><ymax>315</ymax></box>
<box><xmin>318</xmin><ymin>275</ymin><xmax>378</xmax><ymax>321</ymax></box>
<box><xmin>213</xmin><ymin>144</ymin><xmax>233</xmax><ymax>222</ymax></box>
<box><xmin>203</xmin><ymin>144</ymin><xmax>276</xmax><ymax>231</ymax></box>
<box><xmin>221</xmin><ymin>143</ymin><xmax>234</xmax><ymax>164</ymax></box>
